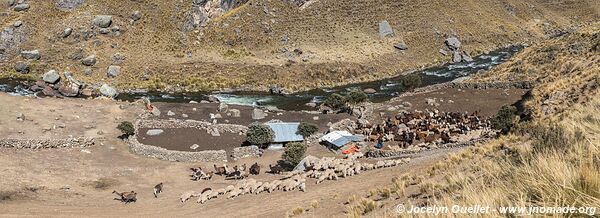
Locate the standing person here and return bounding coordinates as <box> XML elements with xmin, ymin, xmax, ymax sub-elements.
<box><xmin>375</xmin><ymin>134</ymin><xmax>384</xmax><ymax>149</ymax></box>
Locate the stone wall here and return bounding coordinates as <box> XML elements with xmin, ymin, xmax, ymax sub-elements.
<box><xmin>127</xmin><ymin>136</ymin><xmax>227</xmax><ymax>162</ymax></box>
<box><xmin>397</xmin><ymin>81</ymin><xmax>532</xmax><ymax>99</ymax></box>
<box><xmin>0</xmin><ymin>137</ymin><xmax>95</xmax><ymax>149</ymax></box>
<box><xmin>231</xmin><ymin>146</ymin><xmax>262</xmax><ymax>160</ymax></box>
<box><xmin>137</xmin><ymin>119</ymin><xmax>247</xmax><ymax>134</ymax></box>
<box><xmin>365</xmin><ymin>138</ymin><xmax>489</xmax><ymax>159</ymax></box>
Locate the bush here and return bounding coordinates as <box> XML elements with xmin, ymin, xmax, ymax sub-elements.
<box><xmin>117</xmin><ymin>121</ymin><xmax>135</xmax><ymax>137</ymax></box>
<box><xmin>282</xmin><ymin>142</ymin><xmax>307</xmax><ymax>166</ymax></box>
<box><xmin>399</xmin><ymin>74</ymin><xmax>422</xmax><ymax>91</ymax></box>
<box><xmin>492</xmin><ymin>105</ymin><xmax>518</xmax><ymax>134</ymax></box>
<box><xmin>345</xmin><ymin>90</ymin><xmax>368</xmax><ymax>104</ymax></box>
<box><xmin>323</xmin><ymin>93</ymin><xmax>347</xmax><ymax>110</ymax></box>
<box><xmin>297</xmin><ymin>122</ymin><xmax>319</xmax><ymax>138</ymax></box>
<box><xmin>246</xmin><ymin>123</ymin><xmax>274</xmax><ymax>146</ymax></box>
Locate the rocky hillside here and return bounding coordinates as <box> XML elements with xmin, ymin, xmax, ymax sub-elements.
<box><xmin>468</xmin><ymin>23</ymin><xmax>599</xmax><ymax>117</ymax></box>
<box><xmin>0</xmin><ymin>0</ymin><xmax>598</xmax><ymax>92</ymax></box>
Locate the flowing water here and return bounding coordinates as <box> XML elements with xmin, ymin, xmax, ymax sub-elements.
<box><xmin>0</xmin><ymin>46</ymin><xmax>522</xmax><ymax>111</ymax></box>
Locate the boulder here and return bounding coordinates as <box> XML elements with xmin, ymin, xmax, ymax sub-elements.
<box><xmin>62</xmin><ymin>28</ymin><xmax>72</xmax><ymax>38</ymax></box>
<box><xmin>190</xmin><ymin>144</ymin><xmax>200</xmax><ymax>150</ymax></box>
<box><xmin>209</xmin><ymin>128</ymin><xmax>220</xmax><ymax>137</ymax></box>
<box><xmin>229</xmin><ymin>109</ymin><xmax>241</xmax><ymax>117</ymax></box>
<box><xmin>99</xmin><ymin>84</ymin><xmax>117</xmax><ymax>98</ymax></box>
<box><xmin>218</xmin><ymin>102</ymin><xmax>229</xmax><ymax>113</ymax></box>
<box><xmin>13</xmin><ymin>3</ymin><xmax>29</xmax><ymax>11</ymax></box>
<box><xmin>58</xmin><ymin>72</ymin><xmax>82</xmax><ymax>97</ymax></box>
<box><xmin>14</xmin><ymin>62</ymin><xmax>29</xmax><ymax>73</ymax></box>
<box><xmin>363</xmin><ymin>88</ymin><xmax>377</xmax><ymax>94</ymax></box>
<box><xmin>56</xmin><ymin>0</ymin><xmax>85</xmax><ymax>10</ymax></box>
<box><xmin>13</xmin><ymin>21</ymin><xmax>22</xmax><ymax>27</ymax></box>
<box><xmin>378</xmin><ymin>20</ymin><xmax>394</xmax><ymax>37</ymax></box>
<box><xmin>131</xmin><ymin>10</ymin><xmax>142</xmax><ymax>21</ymax></box>
<box><xmin>305</xmin><ymin>102</ymin><xmax>317</xmax><ymax>107</ymax></box>
<box><xmin>394</xmin><ymin>41</ymin><xmax>408</xmax><ymax>50</ymax></box>
<box><xmin>99</xmin><ymin>28</ymin><xmax>110</xmax><ymax>34</ymax></box>
<box><xmin>42</xmin><ymin>86</ymin><xmax>58</xmax><ymax>96</ymax></box>
<box><xmin>252</xmin><ymin>108</ymin><xmax>267</xmax><ymax>120</ymax></box>
<box><xmin>93</xmin><ymin>15</ymin><xmax>112</xmax><ymax>28</ymax></box>
<box><xmin>42</xmin><ymin>70</ymin><xmax>60</xmax><ymax>84</ymax></box>
<box><xmin>81</xmin><ymin>55</ymin><xmax>96</xmax><ymax>66</ymax></box>
<box><xmin>269</xmin><ymin>85</ymin><xmax>286</xmax><ymax>95</ymax></box>
<box><xmin>21</xmin><ymin>50</ymin><xmax>41</xmax><ymax>60</ymax></box>
<box><xmin>84</xmin><ymin>68</ymin><xmax>93</xmax><ymax>76</ymax></box>
<box><xmin>167</xmin><ymin>110</ymin><xmax>175</xmax><ymax>116</ymax></box>
<box><xmin>445</xmin><ymin>37</ymin><xmax>461</xmax><ymax>51</ymax></box>
<box><xmin>146</xmin><ymin>129</ymin><xmax>164</xmax><ymax>136</ymax></box>
<box><xmin>452</xmin><ymin>51</ymin><xmax>462</xmax><ymax>63</ymax></box>
<box><xmin>107</xmin><ymin>65</ymin><xmax>120</xmax><ymax>77</ymax></box>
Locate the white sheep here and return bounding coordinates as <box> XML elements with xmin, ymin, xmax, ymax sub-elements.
<box><xmin>197</xmin><ymin>190</ymin><xmax>212</xmax><ymax>204</ymax></box>
<box><xmin>215</xmin><ymin>188</ymin><xmax>226</xmax><ymax>195</ymax></box>
<box><xmin>298</xmin><ymin>181</ymin><xmax>306</xmax><ymax>192</ymax></box>
<box><xmin>375</xmin><ymin>160</ymin><xmax>385</xmax><ymax>168</ymax></box>
<box><xmin>225</xmin><ymin>185</ymin><xmax>235</xmax><ymax>193</ymax></box>
<box><xmin>269</xmin><ymin>180</ymin><xmax>282</xmax><ymax>193</ymax></box>
<box><xmin>227</xmin><ymin>189</ymin><xmax>243</xmax><ymax>199</ymax></box>
<box><xmin>180</xmin><ymin>191</ymin><xmax>199</xmax><ymax>203</ymax></box>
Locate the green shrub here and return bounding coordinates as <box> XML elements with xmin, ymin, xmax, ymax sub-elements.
<box><xmin>246</xmin><ymin>123</ymin><xmax>274</xmax><ymax>146</ymax></box>
<box><xmin>323</xmin><ymin>93</ymin><xmax>347</xmax><ymax>110</ymax></box>
<box><xmin>117</xmin><ymin>121</ymin><xmax>135</xmax><ymax>137</ymax></box>
<box><xmin>492</xmin><ymin>105</ymin><xmax>518</xmax><ymax>134</ymax></box>
<box><xmin>297</xmin><ymin>122</ymin><xmax>319</xmax><ymax>138</ymax></box>
<box><xmin>282</xmin><ymin>142</ymin><xmax>307</xmax><ymax>166</ymax></box>
<box><xmin>345</xmin><ymin>90</ymin><xmax>368</xmax><ymax>104</ymax></box>
<box><xmin>399</xmin><ymin>74</ymin><xmax>422</xmax><ymax>91</ymax></box>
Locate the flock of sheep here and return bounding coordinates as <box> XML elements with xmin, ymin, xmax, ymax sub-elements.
<box><xmin>180</xmin><ymin>154</ymin><xmax>411</xmax><ymax>204</ymax></box>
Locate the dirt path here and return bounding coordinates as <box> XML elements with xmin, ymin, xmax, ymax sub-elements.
<box><xmin>0</xmin><ymin>146</ymin><xmax>458</xmax><ymax>218</ymax></box>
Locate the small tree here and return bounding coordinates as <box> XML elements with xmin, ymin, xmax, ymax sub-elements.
<box><xmin>246</xmin><ymin>123</ymin><xmax>275</xmax><ymax>147</ymax></box>
<box><xmin>345</xmin><ymin>90</ymin><xmax>368</xmax><ymax>104</ymax></box>
<box><xmin>323</xmin><ymin>93</ymin><xmax>347</xmax><ymax>111</ymax></box>
<box><xmin>297</xmin><ymin>122</ymin><xmax>319</xmax><ymax>138</ymax></box>
<box><xmin>399</xmin><ymin>74</ymin><xmax>422</xmax><ymax>91</ymax></box>
<box><xmin>282</xmin><ymin>142</ymin><xmax>307</xmax><ymax>166</ymax></box>
<box><xmin>492</xmin><ymin>105</ymin><xmax>518</xmax><ymax>134</ymax></box>
<box><xmin>117</xmin><ymin>121</ymin><xmax>135</xmax><ymax>138</ymax></box>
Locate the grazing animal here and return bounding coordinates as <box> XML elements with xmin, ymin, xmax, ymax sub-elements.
<box><xmin>249</xmin><ymin>162</ymin><xmax>260</xmax><ymax>175</ymax></box>
<box><xmin>268</xmin><ymin>164</ymin><xmax>283</xmax><ymax>174</ymax></box>
<box><xmin>214</xmin><ymin>164</ymin><xmax>226</xmax><ymax>175</ymax></box>
<box><xmin>113</xmin><ymin>190</ymin><xmax>137</xmax><ymax>203</ymax></box>
<box><xmin>153</xmin><ymin>183</ymin><xmax>163</xmax><ymax>198</ymax></box>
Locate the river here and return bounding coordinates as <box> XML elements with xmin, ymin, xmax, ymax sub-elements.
<box><xmin>0</xmin><ymin>46</ymin><xmax>522</xmax><ymax>111</ymax></box>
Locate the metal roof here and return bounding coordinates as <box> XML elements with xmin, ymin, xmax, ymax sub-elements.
<box><xmin>320</xmin><ymin>131</ymin><xmax>363</xmax><ymax>147</ymax></box>
<box><xmin>266</xmin><ymin>122</ymin><xmax>304</xmax><ymax>143</ymax></box>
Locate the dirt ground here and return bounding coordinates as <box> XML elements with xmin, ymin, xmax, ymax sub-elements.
<box><xmin>138</xmin><ymin>127</ymin><xmax>246</xmax><ymax>152</ymax></box>
<box><xmin>0</xmin><ymin>89</ymin><xmax>514</xmax><ymax>217</ymax></box>
<box><xmin>380</xmin><ymin>88</ymin><xmax>528</xmax><ymax>118</ymax></box>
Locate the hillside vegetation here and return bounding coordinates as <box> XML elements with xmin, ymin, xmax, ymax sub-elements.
<box><xmin>1</xmin><ymin>0</ymin><xmax>598</xmax><ymax>92</ymax></box>
<box><xmin>344</xmin><ymin>23</ymin><xmax>600</xmax><ymax>217</ymax></box>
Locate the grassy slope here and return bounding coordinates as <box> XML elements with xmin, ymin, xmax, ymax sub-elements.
<box><xmin>0</xmin><ymin>0</ymin><xmax>598</xmax><ymax>92</ymax></box>
<box><xmin>338</xmin><ymin>23</ymin><xmax>599</xmax><ymax>217</ymax></box>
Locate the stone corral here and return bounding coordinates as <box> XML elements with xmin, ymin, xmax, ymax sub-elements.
<box><xmin>127</xmin><ymin>136</ymin><xmax>227</xmax><ymax>162</ymax></box>
<box><xmin>231</xmin><ymin>146</ymin><xmax>262</xmax><ymax>160</ymax></box>
<box><xmin>0</xmin><ymin>137</ymin><xmax>95</xmax><ymax>149</ymax></box>
<box><xmin>126</xmin><ymin>119</ymin><xmax>241</xmax><ymax>162</ymax></box>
